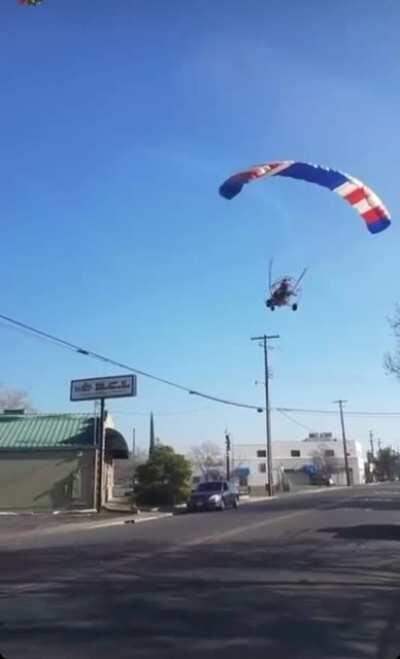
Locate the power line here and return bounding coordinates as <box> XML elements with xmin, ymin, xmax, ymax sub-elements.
<box><xmin>0</xmin><ymin>313</ymin><xmax>263</xmax><ymax>411</ymax></box>
<box><xmin>2</xmin><ymin>312</ymin><xmax>400</xmax><ymax>419</ymax></box>
<box><xmin>276</xmin><ymin>407</ymin><xmax>400</xmax><ymax>417</ymax></box>
<box><xmin>188</xmin><ymin>389</ymin><xmax>262</xmax><ymax>410</ymax></box>
<box><xmin>276</xmin><ymin>407</ymin><xmax>337</xmax><ymax>415</ymax></box>
<box><xmin>276</xmin><ymin>409</ymin><xmax>317</xmax><ymax>433</ymax></box>
<box><xmin>109</xmin><ymin>407</ymin><xmax>212</xmax><ymax>417</ymax></box>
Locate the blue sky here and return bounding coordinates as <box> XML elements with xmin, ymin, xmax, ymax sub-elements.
<box><xmin>1</xmin><ymin>0</ymin><xmax>400</xmax><ymax>455</ymax></box>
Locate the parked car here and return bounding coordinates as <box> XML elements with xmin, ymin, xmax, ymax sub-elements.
<box><xmin>310</xmin><ymin>474</ymin><xmax>335</xmax><ymax>487</ymax></box>
<box><xmin>187</xmin><ymin>480</ymin><xmax>239</xmax><ymax>512</ymax></box>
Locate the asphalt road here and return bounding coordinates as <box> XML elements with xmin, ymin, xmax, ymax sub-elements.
<box><xmin>1</xmin><ymin>483</ymin><xmax>400</xmax><ymax>659</ymax></box>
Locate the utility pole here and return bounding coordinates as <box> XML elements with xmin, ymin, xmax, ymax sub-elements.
<box><xmin>251</xmin><ymin>334</ymin><xmax>280</xmax><ymax>496</ymax></box>
<box><xmin>369</xmin><ymin>430</ymin><xmax>375</xmax><ymax>459</ymax></box>
<box><xmin>225</xmin><ymin>431</ymin><xmax>231</xmax><ymax>481</ymax></box>
<box><xmin>96</xmin><ymin>399</ymin><xmax>106</xmax><ymax>512</ymax></box>
<box><xmin>132</xmin><ymin>427</ymin><xmax>136</xmax><ymax>457</ymax></box>
<box><xmin>334</xmin><ymin>399</ymin><xmax>351</xmax><ymax>486</ymax></box>
<box><xmin>149</xmin><ymin>412</ymin><xmax>155</xmax><ymax>457</ymax></box>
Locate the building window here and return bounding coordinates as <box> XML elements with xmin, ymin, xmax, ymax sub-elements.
<box><xmin>325</xmin><ymin>449</ymin><xmax>335</xmax><ymax>457</ymax></box>
<box><xmin>291</xmin><ymin>450</ymin><xmax>301</xmax><ymax>457</ymax></box>
<box><xmin>257</xmin><ymin>450</ymin><xmax>266</xmax><ymax>458</ymax></box>
<box><xmin>258</xmin><ymin>463</ymin><xmax>266</xmax><ymax>473</ymax></box>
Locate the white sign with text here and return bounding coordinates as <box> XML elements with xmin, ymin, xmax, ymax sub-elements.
<box><xmin>70</xmin><ymin>375</ymin><xmax>137</xmax><ymax>401</ymax></box>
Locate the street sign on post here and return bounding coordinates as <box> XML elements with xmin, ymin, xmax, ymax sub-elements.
<box><xmin>70</xmin><ymin>375</ymin><xmax>137</xmax><ymax>401</ymax></box>
<box><xmin>70</xmin><ymin>374</ymin><xmax>137</xmax><ymax>513</ymax></box>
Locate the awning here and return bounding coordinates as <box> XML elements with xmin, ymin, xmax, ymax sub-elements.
<box><xmin>105</xmin><ymin>428</ymin><xmax>129</xmax><ymax>459</ymax></box>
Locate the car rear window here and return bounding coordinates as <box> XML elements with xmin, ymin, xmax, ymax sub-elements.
<box><xmin>197</xmin><ymin>482</ymin><xmax>223</xmax><ymax>492</ymax></box>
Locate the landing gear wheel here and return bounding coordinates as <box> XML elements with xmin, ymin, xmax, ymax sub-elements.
<box><xmin>292</xmin><ymin>303</ymin><xmax>298</xmax><ymax>311</ymax></box>
<box><xmin>270</xmin><ymin>305</ymin><xmax>275</xmax><ymax>311</ymax></box>
<box><xmin>266</xmin><ymin>299</ymin><xmax>271</xmax><ymax>308</ymax></box>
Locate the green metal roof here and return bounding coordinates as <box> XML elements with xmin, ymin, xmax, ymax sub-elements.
<box><xmin>0</xmin><ymin>414</ymin><xmax>96</xmax><ymax>450</ymax></box>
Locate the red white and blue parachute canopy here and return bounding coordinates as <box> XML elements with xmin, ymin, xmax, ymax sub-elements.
<box><xmin>219</xmin><ymin>161</ymin><xmax>391</xmax><ymax>234</ymax></box>
<box><xmin>19</xmin><ymin>0</ymin><xmax>43</xmax><ymax>6</ymax></box>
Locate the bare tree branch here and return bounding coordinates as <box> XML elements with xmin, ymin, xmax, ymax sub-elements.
<box><xmin>312</xmin><ymin>444</ymin><xmax>339</xmax><ymax>477</ymax></box>
<box><xmin>188</xmin><ymin>441</ymin><xmax>224</xmax><ymax>482</ymax></box>
<box><xmin>385</xmin><ymin>305</ymin><xmax>400</xmax><ymax>379</ymax></box>
<box><xmin>0</xmin><ymin>387</ymin><xmax>35</xmax><ymax>413</ymax></box>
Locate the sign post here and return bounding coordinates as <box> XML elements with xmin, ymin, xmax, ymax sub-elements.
<box><xmin>70</xmin><ymin>375</ymin><xmax>137</xmax><ymax>512</ymax></box>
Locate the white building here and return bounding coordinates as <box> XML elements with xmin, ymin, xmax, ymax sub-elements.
<box><xmin>233</xmin><ymin>433</ymin><xmax>365</xmax><ymax>494</ymax></box>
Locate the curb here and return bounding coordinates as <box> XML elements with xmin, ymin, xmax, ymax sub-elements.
<box><xmin>0</xmin><ymin>508</ymin><xmax>97</xmax><ymax>517</ymax></box>
<box><xmin>80</xmin><ymin>512</ymin><xmax>173</xmax><ymax>531</ymax></box>
<box><xmin>0</xmin><ymin>513</ymin><xmax>174</xmax><ymax>545</ymax></box>
<box><xmin>124</xmin><ymin>513</ymin><xmax>173</xmax><ymax>525</ymax></box>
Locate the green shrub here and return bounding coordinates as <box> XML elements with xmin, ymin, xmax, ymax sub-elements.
<box><xmin>134</xmin><ymin>445</ymin><xmax>192</xmax><ymax>507</ymax></box>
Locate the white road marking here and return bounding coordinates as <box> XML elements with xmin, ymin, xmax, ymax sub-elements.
<box><xmin>176</xmin><ymin>510</ymin><xmax>309</xmax><ymax>549</ymax></box>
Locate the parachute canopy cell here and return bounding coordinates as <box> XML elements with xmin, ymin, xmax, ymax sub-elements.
<box><xmin>219</xmin><ymin>161</ymin><xmax>391</xmax><ymax>234</ymax></box>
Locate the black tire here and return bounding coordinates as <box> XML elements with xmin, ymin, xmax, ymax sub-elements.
<box><xmin>292</xmin><ymin>303</ymin><xmax>298</xmax><ymax>311</ymax></box>
<box><xmin>270</xmin><ymin>305</ymin><xmax>275</xmax><ymax>311</ymax></box>
<box><xmin>233</xmin><ymin>498</ymin><xmax>239</xmax><ymax>509</ymax></box>
<box><xmin>219</xmin><ymin>499</ymin><xmax>226</xmax><ymax>511</ymax></box>
<box><xmin>266</xmin><ymin>299</ymin><xmax>271</xmax><ymax>308</ymax></box>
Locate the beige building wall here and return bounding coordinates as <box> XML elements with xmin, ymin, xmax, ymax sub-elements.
<box><xmin>0</xmin><ymin>449</ymin><xmax>96</xmax><ymax>511</ymax></box>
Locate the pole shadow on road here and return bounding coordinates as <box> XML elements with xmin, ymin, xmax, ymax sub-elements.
<box><xmin>320</xmin><ymin>524</ymin><xmax>400</xmax><ymax>541</ymax></box>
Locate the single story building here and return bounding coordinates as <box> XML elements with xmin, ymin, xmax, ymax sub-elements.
<box><xmin>233</xmin><ymin>433</ymin><xmax>365</xmax><ymax>494</ymax></box>
<box><xmin>0</xmin><ymin>410</ymin><xmax>129</xmax><ymax>511</ymax></box>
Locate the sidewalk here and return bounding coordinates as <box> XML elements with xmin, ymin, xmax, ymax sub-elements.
<box><xmin>240</xmin><ymin>484</ymin><xmax>343</xmax><ymax>504</ymax></box>
<box><xmin>0</xmin><ymin>509</ymin><xmax>172</xmax><ymax>545</ymax></box>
